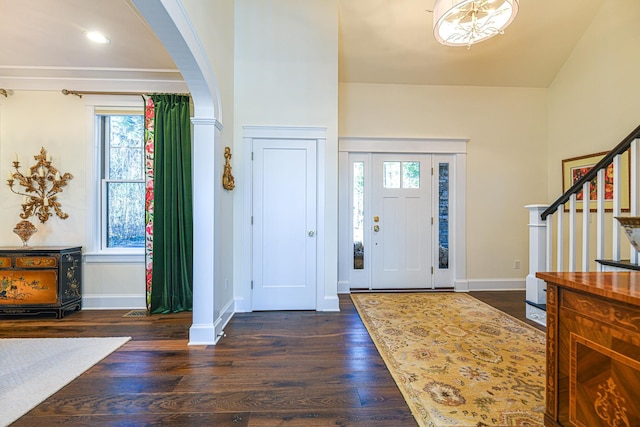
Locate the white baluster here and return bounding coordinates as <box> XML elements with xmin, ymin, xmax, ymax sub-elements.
<box><xmin>631</xmin><ymin>140</ymin><xmax>638</xmax><ymax>264</ymax></box>
<box><xmin>596</xmin><ymin>168</ymin><xmax>605</xmax><ymax>271</ymax></box>
<box><xmin>613</xmin><ymin>155</ymin><xmax>622</xmax><ymax>261</ymax></box>
<box><xmin>582</xmin><ymin>181</ymin><xmax>590</xmax><ymax>272</ymax></box>
<box><xmin>546</xmin><ymin>209</ymin><xmax>553</xmax><ymax>271</ymax></box>
<box><xmin>557</xmin><ymin>206</ymin><xmax>564</xmax><ymax>271</ymax></box>
<box><xmin>569</xmin><ymin>194</ymin><xmax>577</xmax><ymax>272</ymax></box>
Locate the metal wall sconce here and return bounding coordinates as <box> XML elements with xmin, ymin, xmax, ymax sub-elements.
<box><xmin>222</xmin><ymin>146</ymin><xmax>235</xmax><ymax>191</ymax></box>
<box><xmin>7</xmin><ymin>147</ymin><xmax>73</xmax><ymax>246</ymax></box>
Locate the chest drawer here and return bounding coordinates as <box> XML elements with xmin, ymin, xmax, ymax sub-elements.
<box><xmin>15</xmin><ymin>256</ymin><xmax>57</xmax><ymax>268</ymax></box>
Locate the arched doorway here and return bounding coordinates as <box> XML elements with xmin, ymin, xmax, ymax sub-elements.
<box><xmin>132</xmin><ymin>0</ymin><xmax>225</xmax><ymax>345</ymax></box>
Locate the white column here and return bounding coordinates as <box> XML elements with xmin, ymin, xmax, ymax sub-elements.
<box><xmin>525</xmin><ymin>205</ymin><xmax>548</xmax><ymax>305</ymax></box>
<box><xmin>189</xmin><ymin>117</ymin><xmax>222</xmax><ymax>345</ymax></box>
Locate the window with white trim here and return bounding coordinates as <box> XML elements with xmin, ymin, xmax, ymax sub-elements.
<box><xmin>96</xmin><ymin>110</ymin><xmax>145</xmax><ymax>250</ymax></box>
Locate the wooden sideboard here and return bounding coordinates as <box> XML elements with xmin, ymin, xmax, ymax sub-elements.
<box><xmin>0</xmin><ymin>246</ymin><xmax>82</xmax><ymax>318</ymax></box>
<box><xmin>537</xmin><ymin>272</ymin><xmax>640</xmax><ymax>427</ymax></box>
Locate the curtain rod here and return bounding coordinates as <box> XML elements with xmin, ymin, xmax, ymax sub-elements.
<box><xmin>61</xmin><ymin>89</ymin><xmax>189</xmax><ymax>99</ymax></box>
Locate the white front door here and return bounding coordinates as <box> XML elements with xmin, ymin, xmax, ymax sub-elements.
<box><xmin>347</xmin><ymin>152</ymin><xmax>455</xmax><ymax>290</ymax></box>
<box><xmin>371</xmin><ymin>154</ymin><xmax>432</xmax><ymax>289</ymax></box>
<box><xmin>252</xmin><ymin>139</ymin><xmax>317</xmax><ymax>310</ymax></box>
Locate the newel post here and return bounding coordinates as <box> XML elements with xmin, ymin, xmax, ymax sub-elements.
<box><xmin>525</xmin><ymin>205</ymin><xmax>548</xmax><ymax>306</ymax></box>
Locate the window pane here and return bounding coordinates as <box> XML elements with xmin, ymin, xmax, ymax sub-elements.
<box><xmin>438</xmin><ymin>163</ymin><xmax>449</xmax><ymax>269</ymax></box>
<box><xmin>353</xmin><ymin>162</ymin><xmax>364</xmax><ymax>270</ymax></box>
<box><xmin>106</xmin><ymin>182</ymin><xmax>145</xmax><ymax>248</ymax></box>
<box><xmin>108</xmin><ymin>115</ymin><xmax>144</xmax><ymax>180</ymax></box>
<box><xmin>383</xmin><ymin>161</ymin><xmax>401</xmax><ymax>188</ymax></box>
<box><xmin>402</xmin><ymin>161</ymin><xmax>420</xmax><ymax>188</ymax></box>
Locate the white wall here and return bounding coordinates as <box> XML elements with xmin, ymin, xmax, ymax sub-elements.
<box><xmin>339</xmin><ymin>83</ymin><xmax>548</xmax><ymax>284</ymax></box>
<box><xmin>546</xmin><ymin>0</ymin><xmax>640</xmax><ymax>269</ymax></box>
<box><xmin>0</xmin><ymin>91</ymin><xmax>85</xmax><ymax>247</ymax></box>
<box><xmin>233</xmin><ymin>0</ymin><xmax>339</xmax><ymax>309</ymax></box>
<box><xmin>548</xmin><ymin>0</ymin><xmax>640</xmax><ymax>198</ymax></box>
<box><xmin>0</xmin><ymin>91</ymin><xmax>147</xmax><ymax>305</ymax></box>
<box><xmin>6</xmin><ymin>0</ymin><xmax>634</xmax><ymax>310</ymax></box>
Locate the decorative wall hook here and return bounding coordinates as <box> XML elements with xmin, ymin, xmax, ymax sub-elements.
<box><xmin>222</xmin><ymin>146</ymin><xmax>235</xmax><ymax>191</ymax></box>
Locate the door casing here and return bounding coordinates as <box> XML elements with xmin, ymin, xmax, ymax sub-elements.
<box><xmin>238</xmin><ymin>126</ymin><xmax>336</xmax><ymax>313</ymax></box>
<box><xmin>337</xmin><ymin>137</ymin><xmax>468</xmax><ymax>293</ymax></box>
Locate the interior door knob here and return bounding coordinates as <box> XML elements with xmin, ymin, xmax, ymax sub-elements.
<box><xmin>373</xmin><ymin>225</ymin><xmax>380</xmax><ymax>232</ymax></box>
<box><xmin>308</xmin><ymin>230</ymin><xmax>315</xmax><ymax>237</ymax></box>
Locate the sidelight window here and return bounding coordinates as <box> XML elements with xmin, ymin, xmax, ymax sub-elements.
<box><xmin>353</xmin><ymin>162</ymin><xmax>365</xmax><ymax>269</ymax></box>
<box><xmin>438</xmin><ymin>162</ymin><xmax>449</xmax><ymax>269</ymax></box>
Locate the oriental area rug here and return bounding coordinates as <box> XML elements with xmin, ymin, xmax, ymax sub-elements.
<box><xmin>351</xmin><ymin>293</ymin><xmax>546</xmax><ymax>427</ymax></box>
<box><xmin>0</xmin><ymin>337</ymin><xmax>131</xmax><ymax>426</ymax></box>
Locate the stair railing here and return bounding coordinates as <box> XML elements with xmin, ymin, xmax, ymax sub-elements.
<box><xmin>525</xmin><ymin>124</ymin><xmax>640</xmax><ymax>325</ymax></box>
<box><xmin>541</xmin><ymin>124</ymin><xmax>640</xmax><ymax>271</ymax></box>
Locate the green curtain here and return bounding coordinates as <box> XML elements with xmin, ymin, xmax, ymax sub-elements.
<box><xmin>149</xmin><ymin>94</ymin><xmax>193</xmax><ymax>313</ymax></box>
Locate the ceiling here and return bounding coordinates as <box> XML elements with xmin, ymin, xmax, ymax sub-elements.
<box><xmin>0</xmin><ymin>0</ymin><xmax>606</xmax><ymax>91</ymax></box>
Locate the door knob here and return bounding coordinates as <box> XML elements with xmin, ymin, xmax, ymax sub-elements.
<box><xmin>373</xmin><ymin>225</ymin><xmax>380</xmax><ymax>232</ymax></box>
<box><xmin>308</xmin><ymin>230</ymin><xmax>315</xmax><ymax>237</ymax></box>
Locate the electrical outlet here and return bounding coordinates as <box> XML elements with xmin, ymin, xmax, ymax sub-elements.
<box><xmin>514</xmin><ymin>260</ymin><xmax>521</xmax><ymax>269</ymax></box>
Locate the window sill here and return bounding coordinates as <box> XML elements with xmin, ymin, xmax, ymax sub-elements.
<box><xmin>83</xmin><ymin>251</ymin><xmax>145</xmax><ymax>264</ymax></box>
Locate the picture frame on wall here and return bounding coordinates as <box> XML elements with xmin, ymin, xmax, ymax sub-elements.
<box><xmin>562</xmin><ymin>151</ymin><xmax>630</xmax><ymax>212</ymax></box>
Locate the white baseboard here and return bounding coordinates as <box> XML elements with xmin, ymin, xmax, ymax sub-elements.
<box><xmin>82</xmin><ymin>294</ymin><xmax>146</xmax><ymax>310</ymax></box>
<box><xmin>454</xmin><ymin>279</ymin><xmax>469</xmax><ymax>291</ymax></box>
<box><xmin>467</xmin><ymin>278</ymin><xmax>526</xmax><ymax>291</ymax></box>
<box><xmin>214</xmin><ymin>298</ymin><xmax>235</xmax><ymax>342</ymax></box>
<box><xmin>234</xmin><ymin>296</ymin><xmax>250</xmax><ymax>313</ymax></box>
<box><xmin>338</xmin><ymin>280</ymin><xmax>350</xmax><ymax>294</ymax></box>
<box><xmin>319</xmin><ymin>295</ymin><xmax>340</xmax><ymax>311</ymax></box>
<box><xmin>190</xmin><ymin>299</ymin><xmax>236</xmax><ymax>345</ymax></box>
<box><xmin>189</xmin><ymin>324</ymin><xmax>216</xmax><ymax>345</ymax></box>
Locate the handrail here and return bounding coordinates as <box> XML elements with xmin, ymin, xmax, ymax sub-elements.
<box><xmin>542</xmin><ymin>123</ymin><xmax>640</xmax><ymax>219</ymax></box>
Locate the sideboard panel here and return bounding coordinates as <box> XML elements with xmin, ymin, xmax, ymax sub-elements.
<box><xmin>537</xmin><ymin>272</ymin><xmax>640</xmax><ymax>427</ymax></box>
<box><xmin>0</xmin><ymin>246</ymin><xmax>82</xmax><ymax>318</ymax></box>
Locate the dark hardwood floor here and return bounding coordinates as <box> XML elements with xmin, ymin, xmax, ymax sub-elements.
<box><xmin>470</xmin><ymin>290</ymin><xmax>546</xmax><ymax>331</ymax></box>
<box><xmin>1</xmin><ymin>290</ymin><xmax>543</xmax><ymax>426</ymax></box>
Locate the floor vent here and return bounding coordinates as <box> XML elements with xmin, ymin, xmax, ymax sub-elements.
<box><xmin>123</xmin><ymin>310</ymin><xmax>148</xmax><ymax>318</ymax></box>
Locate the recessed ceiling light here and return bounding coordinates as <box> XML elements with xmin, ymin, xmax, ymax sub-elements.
<box><xmin>85</xmin><ymin>31</ymin><xmax>110</xmax><ymax>44</ymax></box>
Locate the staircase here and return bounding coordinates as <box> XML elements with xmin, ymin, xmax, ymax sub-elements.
<box><xmin>525</xmin><ymin>125</ymin><xmax>640</xmax><ymax>326</ymax></box>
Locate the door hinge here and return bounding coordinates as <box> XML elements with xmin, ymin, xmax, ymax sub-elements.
<box><xmin>431</xmin><ymin>167</ymin><xmax>434</xmax><ymax>176</ymax></box>
<box><xmin>251</xmin><ymin>280</ymin><xmax>253</xmax><ymax>289</ymax></box>
<box><xmin>251</xmin><ymin>216</ymin><xmax>254</xmax><ymax>225</ymax></box>
<box><xmin>431</xmin><ymin>217</ymin><xmax>434</xmax><ymax>225</ymax></box>
<box><xmin>431</xmin><ymin>267</ymin><xmax>434</xmax><ymax>274</ymax></box>
<box><xmin>251</xmin><ymin>152</ymin><xmax>254</xmax><ymax>160</ymax></box>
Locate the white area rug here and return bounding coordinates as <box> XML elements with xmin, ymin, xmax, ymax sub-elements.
<box><xmin>0</xmin><ymin>337</ymin><xmax>130</xmax><ymax>426</ymax></box>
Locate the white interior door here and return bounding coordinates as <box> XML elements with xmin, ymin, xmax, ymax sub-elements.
<box><xmin>252</xmin><ymin>139</ymin><xmax>317</xmax><ymax>310</ymax></box>
<box><xmin>371</xmin><ymin>154</ymin><xmax>432</xmax><ymax>289</ymax></box>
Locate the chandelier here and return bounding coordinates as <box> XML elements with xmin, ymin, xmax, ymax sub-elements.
<box><xmin>433</xmin><ymin>0</ymin><xmax>519</xmax><ymax>48</ymax></box>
